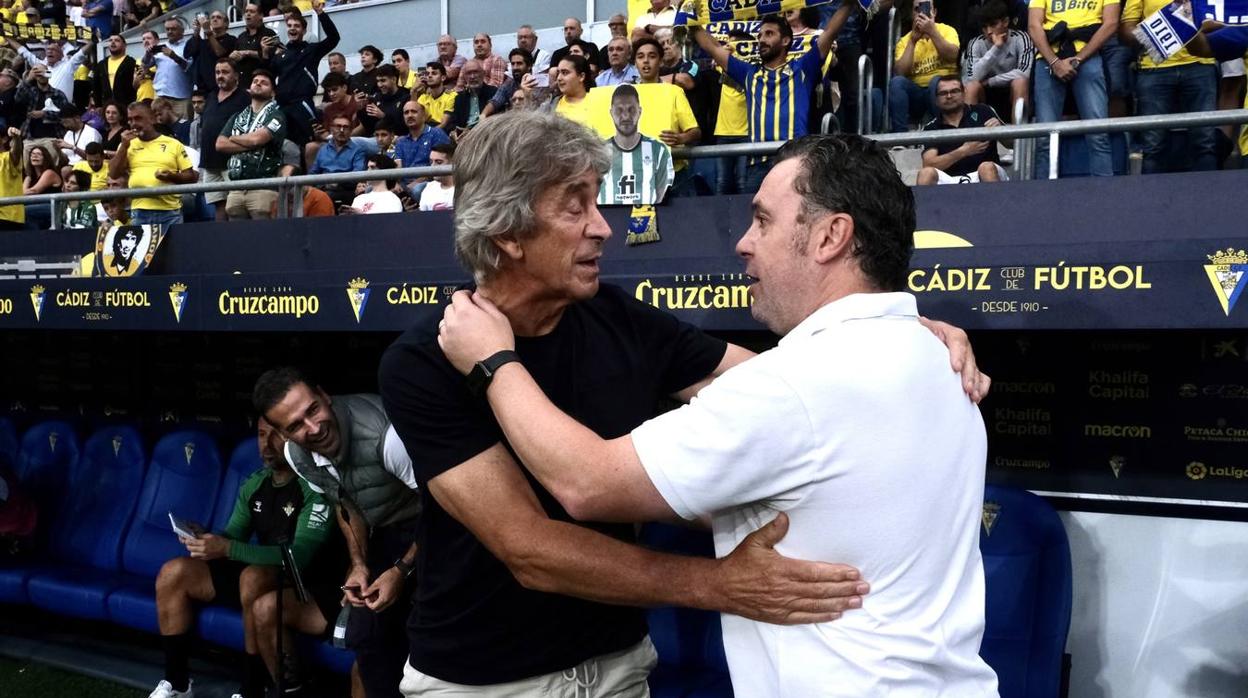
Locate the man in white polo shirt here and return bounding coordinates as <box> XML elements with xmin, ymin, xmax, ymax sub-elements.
<box><xmin>436</xmin><ymin>133</ymin><xmax>1000</xmax><ymax>697</ymax></box>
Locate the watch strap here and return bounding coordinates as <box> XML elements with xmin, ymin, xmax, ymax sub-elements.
<box><xmin>466</xmin><ymin>350</ymin><xmax>521</xmax><ymax>397</ymax></box>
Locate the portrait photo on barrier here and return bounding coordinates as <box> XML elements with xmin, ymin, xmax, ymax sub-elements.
<box><xmin>94</xmin><ymin>223</ymin><xmax>163</xmax><ymax>277</ymax></box>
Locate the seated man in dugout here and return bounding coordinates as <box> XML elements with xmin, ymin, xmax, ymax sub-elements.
<box><xmin>149</xmin><ymin>420</ymin><xmax>345</xmax><ymax>698</ymax></box>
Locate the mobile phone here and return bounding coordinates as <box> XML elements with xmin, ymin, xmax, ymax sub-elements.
<box><xmin>917</xmin><ymin>1</ymin><xmax>932</xmax><ymax>15</ymax></box>
<box><xmin>341</xmin><ymin>583</ymin><xmax>362</xmax><ymax>593</ymax></box>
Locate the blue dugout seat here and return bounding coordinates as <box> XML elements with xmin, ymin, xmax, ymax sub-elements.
<box><xmin>640</xmin><ymin>523</ymin><xmax>733</xmax><ymax>698</ymax></box>
<box><xmin>0</xmin><ymin>420</ymin><xmax>80</xmax><ymax>605</ymax></box>
<box><xmin>979</xmin><ymin>484</ymin><xmax>1073</xmax><ymax>698</ymax></box>
<box><xmin>0</xmin><ymin>417</ymin><xmax>17</xmax><ymax>466</ymax></box>
<box><xmin>24</xmin><ymin>427</ymin><xmax>147</xmax><ymax>620</ymax></box>
<box><xmin>197</xmin><ymin>437</ymin><xmax>264</xmax><ymax>652</ymax></box>
<box><xmin>107</xmin><ymin>430</ymin><xmax>222</xmax><ymax>634</ymax></box>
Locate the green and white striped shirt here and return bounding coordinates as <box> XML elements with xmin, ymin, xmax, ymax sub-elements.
<box><xmin>598</xmin><ymin>134</ymin><xmax>674</xmax><ymax>206</ymax></box>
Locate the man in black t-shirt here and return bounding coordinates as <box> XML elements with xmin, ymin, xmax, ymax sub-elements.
<box><xmin>917</xmin><ymin>75</ymin><xmax>1008</xmax><ymax>185</ymax></box>
<box><xmin>199</xmin><ymin>57</ymin><xmax>250</xmax><ymax>221</ymax></box>
<box><xmin>379</xmin><ymin>109</ymin><xmax>988</xmax><ymax>696</ymax></box>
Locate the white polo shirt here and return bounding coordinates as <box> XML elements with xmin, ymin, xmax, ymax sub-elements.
<box><xmin>632</xmin><ymin>292</ymin><xmax>998</xmax><ymax>698</ymax></box>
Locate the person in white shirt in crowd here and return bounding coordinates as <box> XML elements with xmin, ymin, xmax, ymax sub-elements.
<box><xmin>515</xmin><ymin>24</ymin><xmax>550</xmax><ymax>88</ymax></box>
<box><xmin>435</xmin><ymin>132</ymin><xmax>999</xmax><ymax>698</ymax></box>
<box><xmin>632</xmin><ymin>0</ymin><xmax>677</xmax><ymax>40</ymax></box>
<box><xmin>5</xmin><ymin>36</ymin><xmax>92</xmax><ymax>101</ymax></box>
<box><xmin>343</xmin><ymin>153</ymin><xmax>403</xmax><ymax>215</ymax></box>
<box><xmin>55</xmin><ymin>104</ymin><xmax>101</xmax><ymax>177</ymax></box>
<box><xmin>145</xmin><ymin>19</ymin><xmax>194</xmax><ymax>119</ymax></box>
<box><xmin>418</xmin><ymin>142</ymin><xmax>454</xmax><ymax>211</ymax></box>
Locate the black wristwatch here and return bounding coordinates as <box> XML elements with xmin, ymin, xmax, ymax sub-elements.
<box><xmin>466</xmin><ymin>350</ymin><xmax>521</xmax><ymax>397</ymax></box>
<box><xmin>393</xmin><ymin>557</ymin><xmax>415</xmax><ymax>578</ymax></box>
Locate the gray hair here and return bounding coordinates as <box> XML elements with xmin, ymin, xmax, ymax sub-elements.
<box><xmin>453</xmin><ymin>111</ymin><xmax>610</xmax><ymax>283</ymax></box>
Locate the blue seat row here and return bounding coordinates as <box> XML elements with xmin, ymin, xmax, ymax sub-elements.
<box><xmin>0</xmin><ymin>417</ymin><xmax>1070</xmax><ymax>697</ymax></box>
<box><xmin>0</xmin><ymin>417</ymin><xmax>355</xmax><ymax>675</ymax></box>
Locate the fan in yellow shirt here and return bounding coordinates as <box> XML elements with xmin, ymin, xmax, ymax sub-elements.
<box><xmin>0</xmin><ymin>126</ymin><xmax>24</xmax><ymax>227</ymax></box>
<box><xmin>890</xmin><ymin>0</ymin><xmax>960</xmax><ymax>132</ymax></box>
<box><xmin>109</xmin><ymin>102</ymin><xmax>197</xmax><ymax>225</ymax></box>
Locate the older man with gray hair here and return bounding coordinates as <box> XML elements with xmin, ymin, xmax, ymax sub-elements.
<box><xmin>379</xmin><ymin>111</ymin><xmax>988</xmax><ymax>696</ymax></box>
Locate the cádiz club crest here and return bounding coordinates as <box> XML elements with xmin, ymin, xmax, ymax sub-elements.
<box><xmin>1204</xmin><ymin>248</ymin><xmax>1248</xmax><ymax>316</ymax></box>
<box><xmin>168</xmin><ymin>283</ymin><xmax>188</xmax><ymax>323</ymax></box>
<box><xmin>29</xmin><ymin>284</ymin><xmax>45</xmax><ymax>321</ymax></box>
<box><xmin>347</xmin><ymin>278</ymin><xmax>371</xmax><ymax>323</ymax></box>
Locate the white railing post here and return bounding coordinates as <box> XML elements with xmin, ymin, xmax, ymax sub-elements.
<box><xmin>1048</xmin><ymin>131</ymin><xmax>1060</xmax><ymax>180</ymax></box>
<box><xmin>858</xmin><ymin>54</ymin><xmax>874</xmax><ymax>135</ymax></box>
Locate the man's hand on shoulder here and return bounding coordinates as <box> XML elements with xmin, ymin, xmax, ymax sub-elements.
<box><xmin>710</xmin><ymin>512</ymin><xmax>868</xmax><ymax>625</ymax></box>
<box><xmin>438</xmin><ymin>289</ymin><xmax>515</xmax><ymax>375</ymax></box>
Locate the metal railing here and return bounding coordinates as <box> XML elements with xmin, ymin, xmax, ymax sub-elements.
<box><xmin>5</xmin><ymin>109</ymin><xmax>1247</xmax><ymax>227</ymax></box>
<box><xmin>857</xmin><ymin>54</ymin><xmax>874</xmax><ymax>135</ymax></box>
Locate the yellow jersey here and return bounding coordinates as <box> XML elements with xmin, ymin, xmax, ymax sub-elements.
<box><xmin>73</xmin><ymin>160</ymin><xmax>109</xmax><ymax>191</ymax></box>
<box><xmin>418</xmin><ymin>90</ymin><xmax>457</xmax><ymax>125</ymax></box>
<box><xmin>714</xmin><ymin>81</ymin><xmax>748</xmax><ymax>137</ymax></box>
<box><xmin>894</xmin><ymin>23</ymin><xmax>961</xmax><ymax>87</ymax></box>
<box><xmin>555</xmin><ymin>95</ymin><xmax>594</xmax><ymax>127</ymax></box>
<box><xmin>1121</xmin><ymin>0</ymin><xmax>1213</xmax><ymax>69</ymax></box>
<box><xmin>1028</xmin><ymin>0</ymin><xmax>1120</xmax><ymax>53</ymax></box>
<box><xmin>125</xmin><ymin>134</ymin><xmax>192</xmax><ymax>211</ymax></box>
<box><xmin>0</xmin><ymin>151</ymin><xmax>23</xmax><ymax>224</ymax></box>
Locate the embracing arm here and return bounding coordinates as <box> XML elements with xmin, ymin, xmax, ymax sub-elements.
<box><xmin>429</xmin><ymin>442</ymin><xmax>863</xmax><ymax>623</ymax></box>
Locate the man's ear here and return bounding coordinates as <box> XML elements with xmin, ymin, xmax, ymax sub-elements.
<box><xmin>812</xmin><ymin>212</ymin><xmax>854</xmax><ymax>265</ymax></box>
<box><xmin>493</xmin><ymin>232</ymin><xmax>524</xmax><ymax>262</ymax></box>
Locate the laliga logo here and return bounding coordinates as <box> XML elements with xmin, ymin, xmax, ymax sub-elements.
<box><xmin>1186</xmin><ymin>462</ymin><xmax>1207</xmax><ymax>480</ymax></box>
<box><xmin>1204</xmin><ymin>248</ymin><xmax>1248</xmax><ymax>316</ymax></box>
<box><xmin>29</xmin><ymin>284</ymin><xmax>45</xmax><ymax>322</ymax></box>
<box><xmin>347</xmin><ymin>278</ymin><xmax>371</xmax><ymax>323</ymax></box>
<box><xmin>168</xmin><ymin>282</ymin><xmax>188</xmax><ymax>323</ymax></box>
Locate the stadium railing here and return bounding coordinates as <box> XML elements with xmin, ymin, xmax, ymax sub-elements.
<box><xmin>3</xmin><ymin>108</ymin><xmax>1247</xmax><ymax>228</ymax></box>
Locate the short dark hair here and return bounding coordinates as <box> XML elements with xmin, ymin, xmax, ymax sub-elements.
<box><xmin>252</xmin><ymin>366</ymin><xmax>315</xmax><ymax>417</ymax></box>
<box><xmin>374</xmin><ymin>118</ymin><xmax>396</xmax><ymax>133</ymax></box>
<box><xmin>977</xmin><ymin>0</ymin><xmax>1010</xmax><ymax>27</ymax></box>
<box><xmin>321</xmin><ymin>71</ymin><xmax>348</xmax><ymax>90</ymax></box>
<box><xmin>69</xmin><ymin>169</ymin><xmax>92</xmax><ymax>191</ymax></box>
<box><xmin>424</xmin><ymin>61</ymin><xmax>446</xmax><ymax>76</ymax></box>
<box><xmin>84</xmin><ymin>141</ymin><xmax>103</xmax><ymax>156</ymax></box>
<box><xmin>773</xmin><ymin>135</ymin><xmax>915</xmax><ymax>291</ymax></box>
<box><xmin>359</xmin><ymin>44</ymin><xmax>383</xmax><ymax>64</ymax></box>
<box><xmin>286</xmin><ymin>11</ymin><xmax>307</xmax><ymax>28</ymax></box>
<box><xmin>935</xmin><ymin>74</ymin><xmax>962</xmax><ymax>89</ymax></box>
<box><xmin>367</xmin><ymin>153</ymin><xmax>396</xmax><ymax>170</ymax></box>
<box><xmin>250</xmin><ymin>68</ymin><xmax>275</xmax><ymax>84</ymax></box>
<box><xmin>631</xmin><ymin>37</ymin><xmax>661</xmax><ymax>58</ymax></box>
<box><xmin>797</xmin><ymin>7</ymin><xmax>821</xmax><ymax>30</ymax></box>
<box><xmin>430</xmin><ymin>141</ymin><xmax>455</xmax><ymax>159</ymax></box>
<box><xmin>759</xmin><ymin>15</ymin><xmax>794</xmax><ymax>43</ymax></box>
<box><xmin>328</xmin><ymin>51</ymin><xmax>346</xmax><ymax>62</ymax></box>
<box><xmin>508</xmin><ymin>47</ymin><xmax>533</xmax><ymax>66</ymax></box>
<box><xmin>392</xmin><ymin>48</ymin><xmax>409</xmax><ymax>61</ymax></box>
<box><xmin>215</xmin><ymin>56</ymin><xmax>239</xmax><ymax>72</ymax></box>
<box><xmin>376</xmin><ymin>64</ymin><xmax>399</xmax><ymax>79</ymax></box>
<box><xmin>192</xmin><ymin>89</ymin><xmax>206</xmax><ymax>98</ymax></box>
<box><xmin>612</xmin><ymin>83</ymin><xmax>639</xmax><ymax>104</ymax></box>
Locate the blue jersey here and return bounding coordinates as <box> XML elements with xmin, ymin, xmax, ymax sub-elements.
<box><xmin>725</xmin><ymin>46</ymin><xmax>824</xmax><ymax>144</ymax></box>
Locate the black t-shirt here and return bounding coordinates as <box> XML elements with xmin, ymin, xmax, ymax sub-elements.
<box><xmin>379</xmin><ymin>284</ymin><xmax>727</xmax><ymax>685</ymax></box>
<box><xmin>348</xmin><ymin>68</ymin><xmax>377</xmax><ymax>96</ymax></box>
<box><xmin>551</xmin><ymin>40</ymin><xmax>601</xmax><ymax>72</ymax></box>
<box><xmin>921</xmin><ymin>103</ymin><xmax>1002</xmax><ymax>176</ymax></box>
<box><xmin>188</xmin><ymin>33</ymin><xmax>239</xmax><ymax>93</ymax></box>
<box><xmin>235</xmin><ymin>26</ymin><xmax>277</xmax><ymax>83</ymax></box>
<box><xmin>199</xmin><ymin>87</ymin><xmax>249</xmax><ymax>170</ymax></box>
<box><xmin>359</xmin><ymin>87</ymin><xmax>409</xmax><ymax>136</ymax></box>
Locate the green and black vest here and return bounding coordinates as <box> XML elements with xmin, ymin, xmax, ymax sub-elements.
<box><xmin>286</xmin><ymin>393</ymin><xmax>421</xmax><ymax>530</ymax></box>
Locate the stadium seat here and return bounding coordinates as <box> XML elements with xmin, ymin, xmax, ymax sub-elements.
<box><xmin>640</xmin><ymin>523</ymin><xmax>734</xmax><ymax>698</ymax></box>
<box><xmin>25</xmin><ymin>427</ymin><xmax>147</xmax><ymax>620</ymax></box>
<box><xmin>107</xmin><ymin>430</ymin><xmax>223</xmax><ymax>634</ymax></box>
<box><xmin>979</xmin><ymin>485</ymin><xmax>1072</xmax><ymax>698</ymax></box>
<box><xmin>196</xmin><ymin>436</ymin><xmax>264</xmax><ymax>652</ymax></box>
<box><xmin>0</xmin><ymin>420</ymin><xmax>80</xmax><ymax>605</ymax></box>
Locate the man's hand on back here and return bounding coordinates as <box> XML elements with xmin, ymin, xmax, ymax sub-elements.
<box><xmin>710</xmin><ymin>512</ymin><xmax>868</xmax><ymax>625</ymax></box>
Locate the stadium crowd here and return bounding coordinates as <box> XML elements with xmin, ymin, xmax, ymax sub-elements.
<box><xmin>0</xmin><ymin>0</ymin><xmax>1239</xmax><ymax>221</ymax></box>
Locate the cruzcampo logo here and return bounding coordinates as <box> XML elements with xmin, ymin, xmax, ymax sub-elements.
<box><xmin>29</xmin><ymin>284</ymin><xmax>45</xmax><ymax>321</ymax></box>
<box><xmin>981</xmin><ymin>501</ymin><xmax>1001</xmax><ymax>537</ymax></box>
<box><xmin>346</xmin><ymin>277</ymin><xmax>371</xmax><ymax>323</ymax></box>
<box><xmin>1204</xmin><ymin>248</ymin><xmax>1248</xmax><ymax>316</ymax></box>
<box><xmin>168</xmin><ymin>282</ymin><xmax>188</xmax><ymax>323</ymax></box>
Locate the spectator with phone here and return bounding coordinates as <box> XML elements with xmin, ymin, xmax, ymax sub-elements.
<box><xmin>358</xmin><ymin>64</ymin><xmax>410</xmax><ymax>137</ymax></box>
<box><xmin>890</xmin><ymin>0</ymin><xmax>961</xmax><ymax>132</ymax></box>
<box><xmin>230</xmin><ymin>3</ymin><xmax>279</xmax><ymax>85</ymax></box>
<box><xmin>146</xmin><ymin>18</ymin><xmax>193</xmax><ymax>119</ymax></box>
<box><xmin>265</xmin><ymin>0</ymin><xmax>339</xmax><ymax>147</ymax></box>
<box><xmin>308</xmin><ymin>114</ymin><xmax>366</xmax><ymax>204</ymax></box>
<box><xmin>148</xmin><ymin>420</ymin><xmax>339</xmax><ymax>698</ymax></box>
